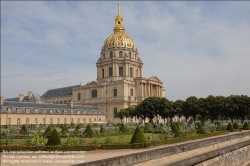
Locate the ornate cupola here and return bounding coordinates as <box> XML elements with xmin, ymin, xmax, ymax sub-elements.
<box><xmin>96</xmin><ymin>3</ymin><xmax>143</xmax><ymax>82</ymax></box>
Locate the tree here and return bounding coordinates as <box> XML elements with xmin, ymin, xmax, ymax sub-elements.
<box><xmin>43</xmin><ymin>125</ymin><xmax>53</xmax><ymax>138</ymax></box>
<box><xmin>159</xmin><ymin>97</ymin><xmax>173</xmax><ymax>124</ymax></box>
<box><xmin>117</xmin><ymin>109</ymin><xmax>125</xmax><ymax>123</ymax></box>
<box><xmin>130</xmin><ymin>126</ymin><xmax>147</xmax><ymax>144</ymax></box>
<box><xmin>20</xmin><ymin>125</ymin><xmax>28</xmax><ymax>134</ymax></box>
<box><xmin>83</xmin><ymin>124</ymin><xmax>94</xmax><ymax>138</ymax></box>
<box><xmin>173</xmin><ymin>100</ymin><xmax>184</xmax><ymax>121</ymax></box>
<box><xmin>46</xmin><ymin>129</ymin><xmax>61</xmax><ymax>146</ymax></box>
<box><xmin>183</xmin><ymin>96</ymin><xmax>200</xmax><ymax>123</ymax></box>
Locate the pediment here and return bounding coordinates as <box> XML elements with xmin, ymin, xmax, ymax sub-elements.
<box><xmin>87</xmin><ymin>81</ymin><xmax>98</xmax><ymax>86</ymax></box>
<box><xmin>148</xmin><ymin>76</ymin><xmax>163</xmax><ymax>84</ymax></box>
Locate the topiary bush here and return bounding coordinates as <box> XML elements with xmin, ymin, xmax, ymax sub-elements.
<box><xmin>233</xmin><ymin>122</ymin><xmax>240</xmax><ymax>129</ymax></box>
<box><xmin>43</xmin><ymin>125</ymin><xmax>53</xmax><ymax>138</ymax></box>
<box><xmin>46</xmin><ymin>129</ymin><xmax>61</xmax><ymax>146</ymax></box>
<box><xmin>120</xmin><ymin>123</ymin><xmax>128</xmax><ymax>132</ymax></box>
<box><xmin>20</xmin><ymin>125</ymin><xmax>28</xmax><ymax>134</ymax></box>
<box><xmin>226</xmin><ymin>123</ymin><xmax>234</xmax><ymax>132</ymax></box>
<box><xmin>83</xmin><ymin>124</ymin><xmax>94</xmax><ymax>138</ymax></box>
<box><xmin>130</xmin><ymin>126</ymin><xmax>147</xmax><ymax>144</ymax></box>
<box><xmin>243</xmin><ymin>122</ymin><xmax>250</xmax><ymax>130</ymax></box>
<box><xmin>171</xmin><ymin>123</ymin><xmax>180</xmax><ymax>137</ymax></box>
<box><xmin>196</xmin><ymin>123</ymin><xmax>206</xmax><ymax>134</ymax></box>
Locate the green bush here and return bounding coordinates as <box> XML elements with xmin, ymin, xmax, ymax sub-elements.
<box><xmin>43</xmin><ymin>125</ymin><xmax>53</xmax><ymax>138</ymax></box>
<box><xmin>233</xmin><ymin>122</ymin><xmax>240</xmax><ymax>129</ymax></box>
<box><xmin>243</xmin><ymin>122</ymin><xmax>250</xmax><ymax>130</ymax></box>
<box><xmin>226</xmin><ymin>123</ymin><xmax>234</xmax><ymax>132</ymax></box>
<box><xmin>171</xmin><ymin>123</ymin><xmax>180</xmax><ymax>137</ymax></box>
<box><xmin>20</xmin><ymin>125</ymin><xmax>28</xmax><ymax>134</ymax></box>
<box><xmin>130</xmin><ymin>126</ymin><xmax>147</xmax><ymax>144</ymax></box>
<box><xmin>83</xmin><ymin>124</ymin><xmax>94</xmax><ymax>138</ymax></box>
<box><xmin>120</xmin><ymin>123</ymin><xmax>128</xmax><ymax>132</ymax></box>
<box><xmin>46</xmin><ymin>129</ymin><xmax>61</xmax><ymax>146</ymax></box>
<box><xmin>61</xmin><ymin>124</ymin><xmax>69</xmax><ymax>134</ymax></box>
<box><xmin>100</xmin><ymin>125</ymin><xmax>107</xmax><ymax>133</ymax></box>
<box><xmin>196</xmin><ymin>123</ymin><xmax>206</xmax><ymax>134</ymax></box>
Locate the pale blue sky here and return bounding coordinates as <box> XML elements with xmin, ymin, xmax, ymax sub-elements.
<box><xmin>1</xmin><ymin>1</ymin><xmax>250</xmax><ymax>101</ymax></box>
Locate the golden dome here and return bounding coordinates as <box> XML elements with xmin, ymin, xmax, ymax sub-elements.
<box><xmin>103</xmin><ymin>3</ymin><xmax>136</xmax><ymax>49</ymax></box>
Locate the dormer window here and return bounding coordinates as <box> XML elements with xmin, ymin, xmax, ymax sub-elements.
<box><xmin>64</xmin><ymin>110</ymin><xmax>67</xmax><ymax>114</ymax></box>
<box><xmin>77</xmin><ymin>110</ymin><xmax>80</xmax><ymax>114</ymax></box>
<box><xmin>26</xmin><ymin>108</ymin><xmax>30</xmax><ymax>113</ymax></box>
<box><xmin>56</xmin><ymin>110</ymin><xmax>60</xmax><ymax>114</ymax></box>
<box><xmin>7</xmin><ymin>107</ymin><xmax>12</xmax><ymax>113</ymax></box>
<box><xmin>70</xmin><ymin>110</ymin><xmax>74</xmax><ymax>114</ymax></box>
<box><xmin>49</xmin><ymin>110</ymin><xmax>53</xmax><ymax>114</ymax></box>
<box><xmin>16</xmin><ymin>108</ymin><xmax>21</xmax><ymax>113</ymax></box>
<box><xmin>34</xmin><ymin>109</ymin><xmax>38</xmax><ymax>113</ymax></box>
<box><xmin>42</xmin><ymin>109</ymin><xmax>46</xmax><ymax>114</ymax></box>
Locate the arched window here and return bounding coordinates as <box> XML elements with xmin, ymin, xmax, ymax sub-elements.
<box><xmin>119</xmin><ymin>51</ymin><xmax>122</xmax><ymax>57</ymax></box>
<box><xmin>110</xmin><ymin>52</ymin><xmax>113</xmax><ymax>58</ymax></box>
<box><xmin>103</xmin><ymin>53</ymin><xmax>105</xmax><ymax>59</ymax></box>
<box><xmin>91</xmin><ymin>90</ymin><xmax>97</xmax><ymax>98</ymax></box>
<box><xmin>129</xmin><ymin>52</ymin><xmax>131</xmax><ymax>58</ymax></box>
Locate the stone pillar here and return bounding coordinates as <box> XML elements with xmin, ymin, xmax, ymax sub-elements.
<box><xmin>28</xmin><ymin>91</ymin><xmax>33</xmax><ymax>100</ymax></box>
<box><xmin>19</xmin><ymin>94</ymin><xmax>24</xmax><ymax>102</ymax></box>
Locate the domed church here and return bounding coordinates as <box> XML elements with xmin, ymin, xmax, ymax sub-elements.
<box><xmin>42</xmin><ymin>4</ymin><xmax>165</xmax><ymax>123</ymax></box>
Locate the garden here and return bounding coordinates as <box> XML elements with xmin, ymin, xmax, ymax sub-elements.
<box><xmin>1</xmin><ymin>119</ymin><xmax>250</xmax><ymax>151</ymax></box>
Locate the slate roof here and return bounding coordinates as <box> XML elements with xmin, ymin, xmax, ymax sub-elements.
<box><xmin>42</xmin><ymin>85</ymin><xmax>81</xmax><ymax>98</ymax></box>
<box><xmin>5</xmin><ymin>93</ymin><xmax>45</xmax><ymax>103</ymax></box>
<box><xmin>1</xmin><ymin>101</ymin><xmax>104</xmax><ymax>115</ymax></box>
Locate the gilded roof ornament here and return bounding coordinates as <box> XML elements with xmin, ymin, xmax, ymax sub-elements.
<box><xmin>102</xmin><ymin>3</ymin><xmax>136</xmax><ymax>49</ymax></box>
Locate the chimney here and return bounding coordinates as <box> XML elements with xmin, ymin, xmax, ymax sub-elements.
<box><xmin>19</xmin><ymin>94</ymin><xmax>24</xmax><ymax>102</ymax></box>
<box><xmin>70</xmin><ymin>101</ymin><xmax>73</xmax><ymax>108</ymax></box>
<box><xmin>28</xmin><ymin>91</ymin><xmax>33</xmax><ymax>100</ymax></box>
<box><xmin>0</xmin><ymin>96</ymin><xmax>4</xmax><ymax>105</ymax></box>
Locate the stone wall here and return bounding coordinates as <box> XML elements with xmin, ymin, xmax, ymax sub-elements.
<box><xmin>74</xmin><ymin>131</ymin><xmax>250</xmax><ymax>166</ymax></box>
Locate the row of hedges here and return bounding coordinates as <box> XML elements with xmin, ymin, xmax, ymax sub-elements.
<box><xmin>1</xmin><ymin>131</ymin><xmax>228</xmax><ymax>151</ymax></box>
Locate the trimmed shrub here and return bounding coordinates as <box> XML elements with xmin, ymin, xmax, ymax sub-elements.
<box><xmin>233</xmin><ymin>122</ymin><xmax>240</xmax><ymax>129</ymax></box>
<box><xmin>226</xmin><ymin>123</ymin><xmax>234</xmax><ymax>132</ymax></box>
<box><xmin>130</xmin><ymin>126</ymin><xmax>147</xmax><ymax>144</ymax></box>
<box><xmin>243</xmin><ymin>122</ymin><xmax>250</xmax><ymax>130</ymax></box>
<box><xmin>20</xmin><ymin>125</ymin><xmax>28</xmax><ymax>134</ymax></box>
<box><xmin>83</xmin><ymin>124</ymin><xmax>94</xmax><ymax>138</ymax></box>
<box><xmin>196</xmin><ymin>123</ymin><xmax>206</xmax><ymax>134</ymax></box>
<box><xmin>171</xmin><ymin>123</ymin><xmax>180</xmax><ymax>137</ymax></box>
<box><xmin>43</xmin><ymin>125</ymin><xmax>53</xmax><ymax>138</ymax></box>
<box><xmin>46</xmin><ymin>129</ymin><xmax>61</xmax><ymax>146</ymax></box>
<box><xmin>120</xmin><ymin>123</ymin><xmax>128</xmax><ymax>132</ymax></box>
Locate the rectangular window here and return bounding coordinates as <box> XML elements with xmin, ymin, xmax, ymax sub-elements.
<box><xmin>119</xmin><ymin>67</ymin><xmax>123</xmax><ymax>76</ymax></box>
<box><xmin>78</xmin><ymin>118</ymin><xmax>80</xmax><ymax>124</ymax></box>
<box><xmin>17</xmin><ymin>118</ymin><xmax>20</xmax><ymax>125</ymax></box>
<box><xmin>83</xmin><ymin>118</ymin><xmax>86</xmax><ymax>123</ymax></box>
<box><xmin>57</xmin><ymin>118</ymin><xmax>60</xmax><ymax>124</ymax></box>
<box><xmin>43</xmin><ymin>118</ymin><xmax>46</xmax><ymax>124</ymax></box>
<box><xmin>16</xmin><ymin>108</ymin><xmax>21</xmax><ymax>113</ymax></box>
<box><xmin>78</xmin><ymin>93</ymin><xmax>81</xmax><ymax>100</ymax></box>
<box><xmin>113</xmin><ymin>108</ymin><xmax>117</xmax><ymax>118</ymax></box>
<box><xmin>50</xmin><ymin>118</ymin><xmax>53</xmax><ymax>124</ymax></box>
<box><xmin>34</xmin><ymin>118</ymin><xmax>38</xmax><ymax>125</ymax></box>
<box><xmin>102</xmin><ymin>69</ymin><xmax>104</xmax><ymax>78</ymax></box>
<box><xmin>26</xmin><ymin>118</ymin><xmax>29</xmax><ymax>125</ymax></box>
<box><xmin>99</xmin><ymin>118</ymin><xmax>101</xmax><ymax>121</ymax></box>
<box><xmin>130</xmin><ymin>88</ymin><xmax>133</xmax><ymax>96</ymax></box>
<box><xmin>64</xmin><ymin>118</ymin><xmax>67</xmax><ymax>124</ymax></box>
<box><xmin>92</xmin><ymin>90</ymin><xmax>97</xmax><ymax>98</ymax></box>
<box><xmin>26</xmin><ymin>108</ymin><xmax>30</xmax><ymax>113</ymax></box>
<box><xmin>130</xmin><ymin>67</ymin><xmax>133</xmax><ymax>77</ymax></box>
<box><xmin>136</xmin><ymin>69</ymin><xmax>138</xmax><ymax>77</ymax></box>
<box><xmin>89</xmin><ymin>118</ymin><xmax>91</xmax><ymax>123</ymax></box>
<box><xmin>113</xmin><ymin>89</ymin><xmax>117</xmax><ymax>97</ymax></box>
<box><xmin>60</xmin><ymin>101</ymin><xmax>63</xmax><ymax>104</ymax></box>
<box><xmin>109</xmin><ymin>67</ymin><xmax>113</xmax><ymax>77</ymax></box>
<box><xmin>7</xmin><ymin>118</ymin><xmax>11</xmax><ymax>125</ymax></box>
<box><xmin>64</xmin><ymin>100</ymin><xmax>67</xmax><ymax>104</ymax></box>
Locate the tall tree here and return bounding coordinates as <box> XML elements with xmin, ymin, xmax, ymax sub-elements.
<box><xmin>173</xmin><ymin>100</ymin><xmax>185</xmax><ymax>121</ymax></box>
